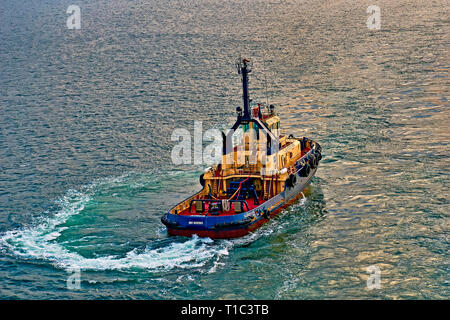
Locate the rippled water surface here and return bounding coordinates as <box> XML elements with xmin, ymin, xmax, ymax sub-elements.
<box><xmin>0</xmin><ymin>0</ymin><xmax>448</xmax><ymax>299</ymax></box>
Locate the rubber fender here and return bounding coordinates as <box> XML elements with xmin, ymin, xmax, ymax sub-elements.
<box><xmin>316</xmin><ymin>143</ymin><xmax>322</xmax><ymax>153</ymax></box>
<box><xmin>286</xmin><ymin>174</ymin><xmax>296</xmax><ymax>188</ymax></box>
<box><xmin>304</xmin><ymin>163</ymin><xmax>311</xmax><ymax>176</ymax></box>
<box><xmin>312</xmin><ymin>153</ymin><xmax>318</xmax><ymax>167</ymax></box>
<box><xmin>298</xmin><ymin>166</ymin><xmax>305</xmax><ymax>177</ymax></box>
<box><xmin>316</xmin><ymin>150</ymin><xmax>322</xmax><ymax>161</ymax></box>
<box><xmin>310</xmin><ymin>155</ymin><xmax>316</xmax><ymax>169</ymax></box>
<box><xmin>286</xmin><ymin>176</ymin><xmax>292</xmax><ymax>188</ymax></box>
<box><xmin>301</xmin><ymin>161</ymin><xmax>308</xmax><ymax>177</ymax></box>
<box><xmin>290</xmin><ymin>173</ymin><xmax>297</xmax><ymax>185</ymax></box>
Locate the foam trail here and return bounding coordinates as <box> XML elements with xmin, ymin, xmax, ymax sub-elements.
<box><xmin>0</xmin><ymin>172</ymin><xmax>230</xmax><ymax>272</ymax></box>
<box><xmin>0</xmin><ymin>170</ymin><xmax>303</xmax><ymax>272</ymax></box>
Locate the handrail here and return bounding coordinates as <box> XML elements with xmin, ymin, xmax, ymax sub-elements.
<box><xmin>188</xmin><ymin>199</ymin><xmax>249</xmax><ymax>214</ymax></box>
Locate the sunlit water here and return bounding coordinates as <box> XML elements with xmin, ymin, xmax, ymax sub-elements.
<box><xmin>0</xmin><ymin>0</ymin><xmax>448</xmax><ymax>299</ymax></box>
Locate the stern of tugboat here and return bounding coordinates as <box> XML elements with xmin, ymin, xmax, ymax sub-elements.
<box><xmin>161</xmin><ymin>210</ymin><xmax>255</xmax><ymax>239</ymax></box>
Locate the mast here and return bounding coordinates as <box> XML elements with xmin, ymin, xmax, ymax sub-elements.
<box><xmin>225</xmin><ymin>58</ymin><xmax>276</xmax><ymax>157</ymax></box>
<box><xmin>237</xmin><ymin>58</ymin><xmax>251</xmax><ymax>120</ymax></box>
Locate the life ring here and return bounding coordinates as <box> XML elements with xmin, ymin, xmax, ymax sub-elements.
<box><xmin>200</xmin><ymin>173</ymin><xmax>205</xmax><ymax>187</ymax></box>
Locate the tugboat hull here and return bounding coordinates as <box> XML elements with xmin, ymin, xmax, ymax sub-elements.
<box><xmin>162</xmin><ymin>167</ymin><xmax>317</xmax><ymax>239</ymax></box>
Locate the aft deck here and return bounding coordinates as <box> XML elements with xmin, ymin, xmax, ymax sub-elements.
<box><xmin>177</xmin><ymin>196</ymin><xmax>267</xmax><ymax>217</ymax></box>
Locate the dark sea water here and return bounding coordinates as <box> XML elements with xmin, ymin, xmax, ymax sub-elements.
<box><xmin>0</xmin><ymin>0</ymin><xmax>448</xmax><ymax>299</ymax></box>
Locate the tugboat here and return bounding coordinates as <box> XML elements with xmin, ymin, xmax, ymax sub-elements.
<box><xmin>161</xmin><ymin>58</ymin><xmax>322</xmax><ymax>239</ymax></box>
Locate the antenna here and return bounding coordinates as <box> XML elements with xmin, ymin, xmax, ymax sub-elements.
<box><xmin>237</xmin><ymin>57</ymin><xmax>252</xmax><ymax>120</ymax></box>
<box><xmin>262</xmin><ymin>1</ymin><xmax>271</xmax><ymax>110</ymax></box>
<box><xmin>236</xmin><ymin>55</ymin><xmax>242</xmax><ymax>74</ymax></box>
<box><xmin>263</xmin><ymin>59</ymin><xmax>269</xmax><ymax>107</ymax></box>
